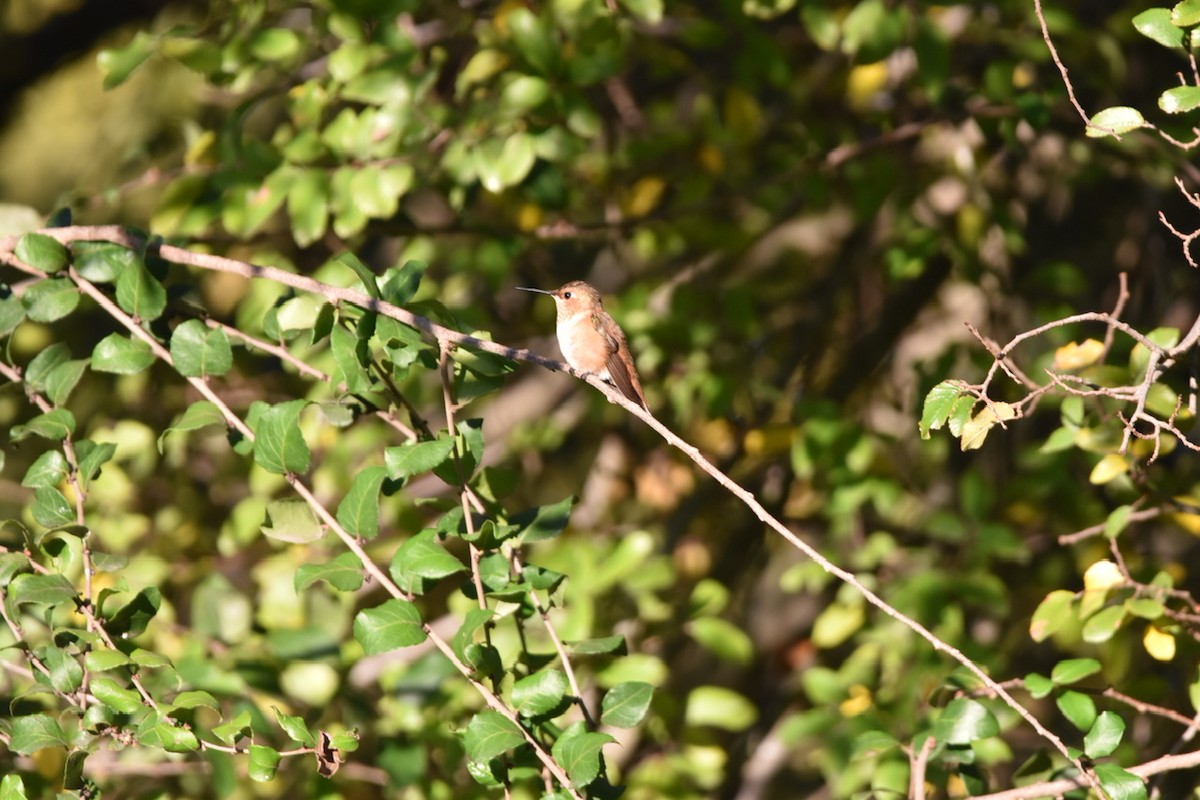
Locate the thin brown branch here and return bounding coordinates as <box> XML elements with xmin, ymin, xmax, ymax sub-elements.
<box><xmin>971</xmin><ymin>747</ymin><xmax>1200</xmax><ymax>800</ymax></box>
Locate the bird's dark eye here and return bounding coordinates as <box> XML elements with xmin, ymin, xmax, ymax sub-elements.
<box><xmin>563</xmin><ymin>291</ymin><xmax>572</xmax><ymax>299</ymax></box>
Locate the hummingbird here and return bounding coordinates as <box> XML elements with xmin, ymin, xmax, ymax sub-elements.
<box><xmin>517</xmin><ymin>281</ymin><xmax>648</xmax><ymax>409</ymax></box>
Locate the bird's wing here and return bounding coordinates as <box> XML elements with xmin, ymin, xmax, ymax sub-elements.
<box><xmin>595</xmin><ymin>315</ymin><xmax>648</xmax><ymax>408</ymax></box>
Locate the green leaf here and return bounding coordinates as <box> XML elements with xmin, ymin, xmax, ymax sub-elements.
<box><xmin>98</xmin><ymin>31</ymin><xmax>155</xmax><ymax>88</ymax></box>
<box><xmin>1082</xmin><ymin>604</ymin><xmax>1126</xmax><ymax>643</ymax></box>
<box><xmin>336</xmin><ymin>465</ymin><xmax>386</xmax><ymax>542</ymax></box>
<box><xmin>687</xmin><ymin>617</ymin><xmax>755</xmax><ymax>665</ymax></box>
<box><xmin>0</xmin><ymin>292</ymin><xmax>26</xmax><ymax>339</ymax></box>
<box><xmin>85</xmin><ymin>649</ymin><xmax>133</xmax><ymax>672</ymax></box>
<box><xmin>462</xmin><ymin>710</ymin><xmax>525</xmax><ymax>762</ymax></box>
<box><xmin>933</xmin><ymin>698</ymin><xmax>999</xmax><ymax>745</ymax></box>
<box><xmin>474</xmin><ymin>133</ymin><xmax>537</xmax><ymax>192</ymax></box>
<box><xmin>1086</xmin><ymin>106</ymin><xmax>1146</xmax><ymax>138</ymax></box>
<box><xmin>24</xmin><ymin>343</ymin><xmax>71</xmax><ymax>389</ymax></box>
<box><xmin>918</xmin><ymin>381</ymin><xmax>964</xmax><ymax>439</ymax></box>
<box><xmin>73</xmin><ymin>241</ymin><xmax>138</xmax><ymax>283</ymax></box>
<box><xmin>453</xmin><ymin>607</ymin><xmax>496</xmax><ymax>663</ymax></box>
<box><xmin>512</xmin><ymin>496</ymin><xmax>575</xmax><ymax>543</ymax></box>
<box><xmin>1093</xmin><ymin>762</ymin><xmax>1147</xmax><ymax>800</ymax></box>
<box><xmin>32</xmin><ymin>487</ymin><xmax>74</xmax><ymax>528</ymax></box>
<box><xmin>354</xmin><ymin>599</ymin><xmax>427</xmax><ymax>654</ymax></box>
<box><xmin>213</xmin><ymin>710</ymin><xmax>253</xmax><ymax>745</ymax></box>
<box><xmin>512</xmin><ymin>670</ymin><xmax>570</xmax><ymax>718</ymax></box>
<box><xmin>21</xmin><ymin>450</ymin><xmax>68</xmax><ymax>489</ymax></box>
<box><xmin>92</xmin><ymin>333</ymin><xmax>156</xmax><ymax>374</ymax></box>
<box><xmin>249</xmin><ymin>28</ymin><xmax>302</xmax><ymax>61</ymax></box>
<box><xmin>1174</xmin><ymin>0</ymin><xmax>1200</xmax><ymax>26</ymax></box>
<box><xmin>434</xmin><ymin>419</ymin><xmax>484</xmax><ymax>483</ymax></box>
<box><xmin>105</xmin><ymin>586</ymin><xmax>162</xmax><ymax>638</ymax></box>
<box><xmin>170</xmin><ymin>690</ymin><xmax>220</xmax><ymax>711</ymax></box>
<box><xmin>92</xmin><ymin>677</ymin><xmax>146</xmax><ymax>713</ymax></box>
<box><xmin>288</xmin><ymin>168</ymin><xmax>330</xmax><ymax>247</ymax></box>
<box><xmin>157</xmin><ymin>401</ymin><xmax>226</xmax><ymax>452</ymax></box>
<box><xmin>274</xmin><ymin>706</ymin><xmax>316</xmax><ymax>746</ymax></box>
<box><xmin>248</xmin><ymin>744</ymin><xmax>282</xmax><ymax>782</ymax></box>
<box><xmin>9</xmin><ymin>714</ymin><xmax>68</xmax><ymax>755</ymax></box>
<box><xmin>685</xmin><ymin>686</ymin><xmax>757</xmax><ymax>731</ymax></box>
<box><xmin>1104</xmin><ymin>505</ymin><xmax>1133</xmax><ymax>540</ymax></box>
<box><xmin>1084</xmin><ymin>711</ymin><xmax>1125</xmax><ymax>758</ymax></box>
<box><xmin>115</xmin><ymin>261</ymin><xmax>167</xmax><ymax>321</ymax></box>
<box><xmin>390</xmin><ymin>530</ymin><xmax>466</xmax><ymax>594</ymax></box>
<box><xmin>380</xmin><ymin>259</ymin><xmax>426</xmax><ymax>306</ymax></box>
<box><xmin>11</xmin><ymin>409</ymin><xmax>75</xmax><ymax>442</ymax></box>
<box><xmin>1056</xmin><ymin>689</ymin><xmax>1097</xmax><ymax>732</ymax></box>
<box><xmin>1159</xmin><ymin>85</ymin><xmax>1200</xmax><ymax>114</ymax></box>
<box><xmin>336</xmin><ymin>252</ymin><xmax>381</xmax><ymax>299</ymax></box>
<box><xmin>553</xmin><ymin>731</ymin><xmax>614</xmax><ymax>789</ymax></box>
<box><xmin>261</xmin><ymin>498</ymin><xmax>323</xmax><ymax>544</ymax></box>
<box><xmin>0</xmin><ymin>552</ymin><xmax>32</xmax><ymax>587</ymax></box>
<box><xmin>45</xmin><ymin>359</ymin><xmax>89</xmax><ymax>406</ymax></box>
<box><xmin>0</xmin><ymin>774</ymin><xmax>28</xmax><ymax>800</ymax></box>
<box><xmin>8</xmin><ymin>572</ymin><xmax>77</xmax><ymax>607</ymax></box>
<box><xmin>74</xmin><ymin>440</ymin><xmax>117</xmax><ymax>485</ymax></box>
<box><xmin>1126</xmin><ymin>597</ymin><xmax>1165</xmax><ymax>619</ymax></box>
<box><xmin>566</xmin><ymin>636</ymin><xmax>627</xmax><ymax>656</ymax></box>
<box><xmin>15</xmin><ymin>233</ymin><xmax>69</xmax><ymax>272</ymax></box>
<box><xmin>618</xmin><ymin>0</ymin><xmax>663</xmax><ymax>24</ymax></box>
<box><xmin>1133</xmin><ymin>8</ymin><xmax>1186</xmax><ymax>48</ymax></box>
<box><xmin>851</xmin><ymin>730</ymin><xmax>901</xmax><ymax>759</ymax></box>
<box><xmin>1033</xmin><ymin>682</ymin><xmax>1074</xmax><ymax>722</ymax></box>
<box><xmin>1051</xmin><ymin>658</ymin><xmax>1101</xmax><ymax>685</ymax></box>
<box><xmin>1029</xmin><ymin>589</ymin><xmax>1075</xmax><ymax>642</ymax></box>
<box><xmin>39</xmin><ymin>645</ymin><xmax>83</xmax><ymax>692</ymax></box>
<box><xmin>385</xmin><ymin>438</ymin><xmax>457</xmax><ymax>479</ymax></box>
<box><xmin>22</xmin><ymin>277</ymin><xmax>79</xmax><ymax>322</ymax></box>
<box><xmin>600</xmin><ymin>681</ymin><xmax>654</xmax><ymax>728</ymax></box>
<box><xmin>170</xmin><ymin>320</ymin><xmax>232</xmax><ymax>377</ymax></box>
<box><xmin>295</xmin><ymin>551</ymin><xmax>364</xmax><ymax>593</ymax></box>
<box><xmin>252</xmin><ymin>399</ymin><xmax>311</xmax><ymax>474</ymax></box>
<box><xmin>136</xmin><ymin>717</ymin><xmax>200</xmax><ymax>753</ymax></box>
<box><xmin>330</xmin><ymin>323</ymin><xmax>371</xmax><ymax>392</ymax></box>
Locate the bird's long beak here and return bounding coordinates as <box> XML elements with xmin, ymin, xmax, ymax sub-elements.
<box><xmin>516</xmin><ymin>287</ymin><xmax>553</xmax><ymax>295</ymax></box>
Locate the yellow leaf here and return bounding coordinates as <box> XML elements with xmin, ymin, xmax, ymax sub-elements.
<box><xmin>847</xmin><ymin>62</ymin><xmax>888</xmax><ymax>110</ymax></box>
<box><xmin>516</xmin><ymin>203</ymin><xmax>542</xmax><ymax>232</ymax></box>
<box><xmin>1089</xmin><ymin>453</ymin><xmax>1128</xmax><ymax>485</ymax></box>
<box><xmin>624</xmin><ymin>176</ymin><xmax>666</xmax><ymax>218</ymax></box>
<box><xmin>697</xmin><ymin>143</ymin><xmax>724</xmax><ymax>174</ymax></box>
<box><xmin>1053</xmin><ymin>338</ymin><xmax>1105</xmax><ymax>371</ymax></box>
<box><xmin>1083</xmin><ymin>559</ymin><xmax>1124</xmax><ymax>592</ymax></box>
<box><xmin>1143</xmin><ymin>625</ymin><xmax>1176</xmax><ymax>661</ymax></box>
<box><xmin>1169</xmin><ymin>511</ymin><xmax>1200</xmax><ymax>536</ymax></box>
<box><xmin>960</xmin><ymin>402</ymin><xmax>1016</xmax><ymax>451</ymax></box>
<box><xmin>839</xmin><ymin>684</ymin><xmax>872</xmax><ymax>717</ymax></box>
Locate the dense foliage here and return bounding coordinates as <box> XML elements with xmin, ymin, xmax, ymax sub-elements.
<box><xmin>3</xmin><ymin>0</ymin><xmax>1200</xmax><ymax>797</ymax></box>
